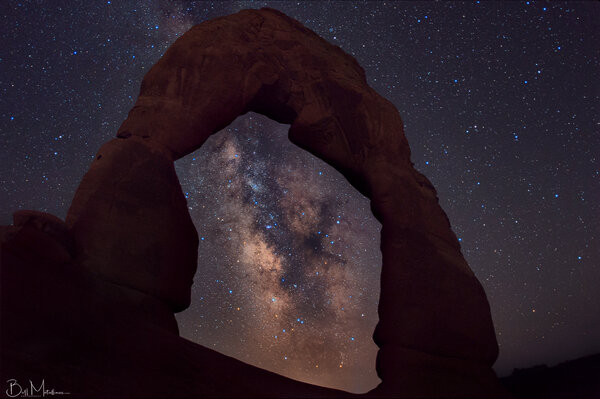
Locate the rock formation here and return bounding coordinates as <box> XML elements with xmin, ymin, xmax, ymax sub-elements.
<box><xmin>1</xmin><ymin>8</ymin><xmax>508</xmax><ymax>398</ymax></box>
<box><xmin>500</xmin><ymin>354</ymin><xmax>600</xmax><ymax>399</ymax></box>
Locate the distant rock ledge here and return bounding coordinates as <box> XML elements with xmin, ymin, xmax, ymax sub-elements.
<box><xmin>500</xmin><ymin>354</ymin><xmax>600</xmax><ymax>399</ymax></box>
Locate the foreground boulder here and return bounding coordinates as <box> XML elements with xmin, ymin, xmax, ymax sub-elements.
<box><xmin>1</xmin><ymin>8</ymin><xmax>507</xmax><ymax>398</ymax></box>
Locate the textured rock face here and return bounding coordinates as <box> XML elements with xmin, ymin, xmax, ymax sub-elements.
<box><xmin>66</xmin><ymin>137</ymin><xmax>198</xmax><ymax>311</ymax></box>
<box><xmin>1</xmin><ymin>7</ymin><xmax>507</xmax><ymax>398</ymax></box>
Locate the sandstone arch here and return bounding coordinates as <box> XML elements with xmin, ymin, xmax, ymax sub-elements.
<box><xmin>59</xmin><ymin>8</ymin><xmax>505</xmax><ymax>397</ymax></box>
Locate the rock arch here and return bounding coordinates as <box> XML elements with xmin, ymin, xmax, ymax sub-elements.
<box><xmin>63</xmin><ymin>8</ymin><xmax>505</xmax><ymax>397</ymax></box>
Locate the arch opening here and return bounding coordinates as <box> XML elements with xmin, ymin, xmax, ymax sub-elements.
<box><xmin>175</xmin><ymin>113</ymin><xmax>382</xmax><ymax>393</ymax></box>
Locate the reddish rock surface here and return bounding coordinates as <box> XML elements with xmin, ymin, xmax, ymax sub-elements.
<box><xmin>66</xmin><ymin>137</ymin><xmax>198</xmax><ymax>312</ymax></box>
<box><xmin>1</xmin><ymin>8</ymin><xmax>508</xmax><ymax>398</ymax></box>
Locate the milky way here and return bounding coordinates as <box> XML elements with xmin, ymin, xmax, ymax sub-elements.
<box><xmin>175</xmin><ymin>114</ymin><xmax>382</xmax><ymax>391</ymax></box>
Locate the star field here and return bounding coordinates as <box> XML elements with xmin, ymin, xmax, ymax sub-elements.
<box><xmin>1</xmin><ymin>1</ymin><xmax>598</xmax><ymax>394</ymax></box>
<box><xmin>175</xmin><ymin>115</ymin><xmax>381</xmax><ymax>391</ymax></box>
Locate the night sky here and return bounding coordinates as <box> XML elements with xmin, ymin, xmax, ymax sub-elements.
<box><xmin>1</xmin><ymin>0</ymin><xmax>598</xmax><ymax>394</ymax></box>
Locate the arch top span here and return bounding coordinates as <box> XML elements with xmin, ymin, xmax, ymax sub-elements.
<box><xmin>63</xmin><ymin>7</ymin><xmax>507</xmax><ymax>397</ymax></box>
<box><xmin>117</xmin><ymin>7</ymin><xmax>410</xmax><ymax>201</ymax></box>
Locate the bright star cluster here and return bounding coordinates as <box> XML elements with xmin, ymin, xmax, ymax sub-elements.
<box><xmin>1</xmin><ymin>1</ymin><xmax>598</xmax><ymax>394</ymax></box>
